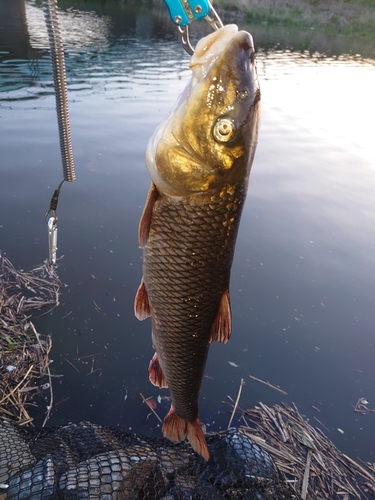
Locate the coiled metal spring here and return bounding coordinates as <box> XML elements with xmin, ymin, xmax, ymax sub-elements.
<box><xmin>42</xmin><ymin>0</ymin><xmax>76</xmax><ymax>182</ymax></box>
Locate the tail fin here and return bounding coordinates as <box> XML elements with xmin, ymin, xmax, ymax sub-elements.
<box><xmin>162</xmin><ymin>406</ymin><xmax>210</xmax><ymax>461</ymax></box>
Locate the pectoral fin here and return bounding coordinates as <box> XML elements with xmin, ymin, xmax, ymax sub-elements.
<box><xmin>134</xmin><ymin>280</ymin><xmax>151</xmax><ymax>320</ymax></box>
<box><xmin>138</xmin><ymin>183</ymin><xmax>158</xmax><ymax>247</ymax></box>
<box><xmin>209</xmin><ymin>290</ymin><xmax>231</xmax><ymax>344</ymax></box>
<box><xmin>148</xmin><ymin>352</ymin><xmax>168</xmax><ymax>388</ymax></box>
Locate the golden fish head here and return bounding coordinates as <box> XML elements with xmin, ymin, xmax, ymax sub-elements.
<box><xmin>146</xmin><ymin>24</ymin><xmax>261</xmax><ymax>196</ymax></box>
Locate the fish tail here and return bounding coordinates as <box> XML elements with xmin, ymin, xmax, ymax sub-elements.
<box><xmin>162</xmin><ymin>406</ymin><xmax>210</xmax><ymax>461</ymax></box>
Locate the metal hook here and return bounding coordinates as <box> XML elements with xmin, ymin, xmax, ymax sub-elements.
<box><xmin>204</xmin><ymin>4</ymin><xmax>223</xmax><ymax>31</ymax></box>
<box><xmin>177</xmin><ymin>5</ymin><xmax>223</xmax><ymax>55</ymax></box>
<box><xmin>177</xmin><ymin>25</ymin><xmax>195</xmax><ymax>56</ymax></box>
<box><xmin>47</xmin><ymin>217</ymin><xmax>58</xmax><ymax>265</ymax></box>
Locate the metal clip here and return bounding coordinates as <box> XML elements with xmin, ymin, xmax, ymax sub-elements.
<box><xmin>177</xmin><ymin>25</ymin><xmax>195</xmax><ymax>56</ymax></box>
<box><xmin>163</xmin><ymin>0</ymin><xmax>223</xmax><ymax>55</ymax></box>
<box><xmin>203</xmin><ymin>3</ymin><xmax>223</xmax><ymax>31</ymax></box>
<box><xmin>47</xmin><ymin>217</ymin><xmax>58</xmax><ymax>264</ymax></box>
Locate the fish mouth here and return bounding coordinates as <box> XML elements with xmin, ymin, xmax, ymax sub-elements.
<box><xmin>189</xmin><ymin>24</ymin><xmax>255</xmax><ymax>82</ymax></box>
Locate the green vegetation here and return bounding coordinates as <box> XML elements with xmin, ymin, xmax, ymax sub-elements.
<box><xmin>216</xmin><ymin>0</ymin><xmax>375</xmax><ymax>37</ymax></box>
<box><xmin>52</xmin><ymin>0</ymin><xmax>375</xmax><ymax>38</ymax></box>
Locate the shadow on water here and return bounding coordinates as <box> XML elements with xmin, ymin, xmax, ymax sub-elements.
<box><xmin>0</xmin><ymin>0</ymin><xmax>45</xmax><ymax>60</ymax></box>
<box><xmin>0</xmin><ymin>0</ymin><xmax>374</xmax><ymax>463</ymax></box>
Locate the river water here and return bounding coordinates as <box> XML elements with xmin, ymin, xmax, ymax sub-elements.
<box><xmin>1</xmin><ymin>1</ymin><xmax>374</xmax><ymax>462</ymax></box>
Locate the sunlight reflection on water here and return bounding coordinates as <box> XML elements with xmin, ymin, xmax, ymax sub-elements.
<box><xmin>6</xmin><ymin>2</ymin><xmax>373</xmax><ymax>167</ymax></box>
<box><xmin>258</xmin><ymin>50</ymin><xmax>375</xmax><ymax>164</ymax></box>
<box><xmin>26</xmin><ymin>1</ymin><xmax>111</xmax><ymax>52</ymax></box>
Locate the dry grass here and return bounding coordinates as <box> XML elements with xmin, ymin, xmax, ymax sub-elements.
<box><xmin>215</xmin><ymin>0</ymin><xmax>375</xmax><ymax>36</ymax></box>
<box><xmin>242</xmin><ymin>403</ymin><xmax>375</xmax><ymax>499</ymax></box>
<box><xmin>0</xmin><ymin>251</ymin><xmax>63</xmax><ymax>425</ymax></box>
<box><xmin>224</xmin><ymin>398</ymin><xmax>375</xmax><ymax>499</ymax></box>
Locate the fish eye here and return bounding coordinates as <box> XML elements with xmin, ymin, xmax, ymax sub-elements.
<box><xmin>213</xmin><ymin>118</ymin><xmax>236</xmax><ymax>144</ymax></box>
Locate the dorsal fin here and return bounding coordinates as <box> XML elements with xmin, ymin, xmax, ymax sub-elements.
<box><xmin>138</xmin><ymin>183</ymin><xmax>158</xmax><ymax>247</ymax></box>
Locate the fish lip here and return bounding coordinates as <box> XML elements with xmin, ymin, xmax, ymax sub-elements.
<box><xmin>189</xmin><ymin>26</ymin><xmax>255</xmax><ymax>82</ymax></box>
<box><xmin>190</xmin><ymin>24</ymin><xmax>239</xmax><ymax>69</ymax></box>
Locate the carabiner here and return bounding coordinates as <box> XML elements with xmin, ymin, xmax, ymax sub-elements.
<box><xmin>163</xmin><ymin>0</ymin><xmax>223</xmax><ymax>55</ymax></box>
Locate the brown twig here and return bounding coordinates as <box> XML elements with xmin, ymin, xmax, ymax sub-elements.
<box><xmin>0</xmin><ymin>365</ymin><xmax>34</xmax><ymax>405</ymax></box>
<box><xmin>227</xmin><ymin>378</ymin><xmax>245</xmax><ymax>429</ymax></box>
<box><xmin>139</xmin><ymin>392</ymin><xmax>163</xmax><ymax>423</ymax></box>
<box><xmin>248</xmin><ymin>374</ymin><xmax>288</xmax><ymax>395</ymax></box>
<box><xmin>73</xmin><ymin>353</ymin><xmax>103</xmax><ymax>361</ymax></box>
<box><xmin>64</xmin><ymin>358</ymin><xmax>80</xmax><ymax>373</ymax></box>
<box><xmin>301</xmin><ymin>449</ymin><xmax>312</xmax><ymax>499</ymax></box>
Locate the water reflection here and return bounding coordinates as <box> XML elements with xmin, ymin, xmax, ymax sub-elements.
<box><xmin>26</xmin><ymin>1</ymin><xmax>111</xmax><ymax>52</ymax></box>
<box><xmin>0</xmin><ymin>0</ymin><xmax>43</xmax><ymax>59</ymax></box>
<box><xmin>1</xmin><ymin>0</ymin><xmax>375</xmax><ymax>463</ymax></box>
<box><xmin>1</xmin><ymin>1</ymin><xmax>190</xmax><ymax>101</ymax></box>
<box><xmin>259</xmin><ymin>50</ymin><xmax>375</xmax><ymax>165</ymax></box>
<box><xmin>250</xmin><ymin>23</ymin><xmax>375</xmax><ymax>61</ymax></box>
<box><xmin>3</xmin><ymin>0</ymin><xmax>374</xmax><ymax>169</ymax></box>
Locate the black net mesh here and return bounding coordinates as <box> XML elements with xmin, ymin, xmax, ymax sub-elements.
<box><xmin>0</xmin><ymin>419</ymin><xmax>297</xmax><ymax>499</ymax></box>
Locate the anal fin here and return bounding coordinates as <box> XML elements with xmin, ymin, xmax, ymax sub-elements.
<box><xmin>149</xmin><ymin>352</ymin><xmax>168</xmax><ymax>389</ymax></box>
<box><xmin>138</xmin><ymin>183</ymin><xmax>158</xmax><ymax>247</ymax></box>
<box><xmin>134</xmin><ymin>280</ymin><xmax>151</xmax><ymax>320</ymax></box>
<box><xmin>162</xmin><ymin>407</ymin><xmax>210</xmax><ymax>461</ymax></box>
<box><xmin>209</xmin><ymin>290</ymin><xmax>231</xmax><ymax>344</ymax></box>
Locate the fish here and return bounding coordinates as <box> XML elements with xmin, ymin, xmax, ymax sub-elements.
<box><xmin>134</xmin><ymin>23</ymin><xmax>261</xmax><ymax>461</ymax></box>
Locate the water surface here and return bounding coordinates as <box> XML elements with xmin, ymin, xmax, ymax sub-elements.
<box><xmin>1</xmin><ymin>0</ymin><xmax>374</xmax><ymax>462</ymax></box>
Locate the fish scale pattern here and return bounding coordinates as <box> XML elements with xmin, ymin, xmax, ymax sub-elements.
<box><xmin>143</xmin><ymin>185</ymin><xmax>246</xmax><ymax>419</ymax></box>
<box><xmin>0</xmin><ymin>420</ymin><xmax>297</xmax><ymax>499</ymax></box>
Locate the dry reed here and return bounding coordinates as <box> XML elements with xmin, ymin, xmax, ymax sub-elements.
<box><xmin>228</xmin><ymin>399</ymin><xmax>375</xmax><ymax>499</ymax></box>
<box><xmin>0</xmin><ymin>251</ymin><xmax>63</xmax><ymax>425</ymax></box>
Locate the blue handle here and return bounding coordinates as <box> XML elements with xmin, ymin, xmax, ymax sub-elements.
<box><xmin>163</xmin><ymin>0</ymin><xmax>211</xmax><ymax>26</ymax></box>
<box><xmin>188</xmin><ymin>0</ymin><xmax>211</xmax><ymax>19</ymax></box>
